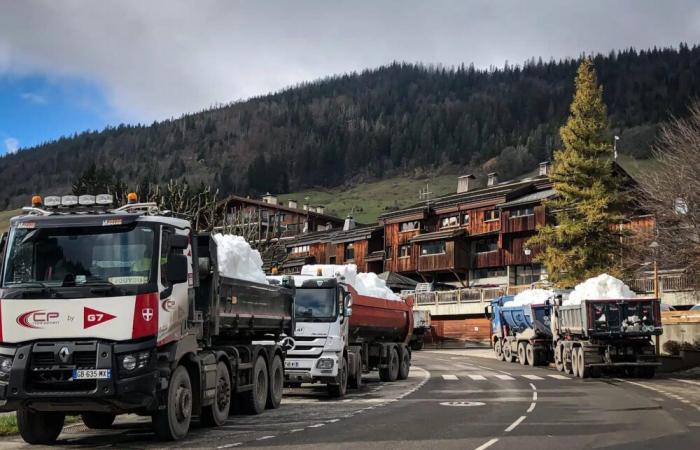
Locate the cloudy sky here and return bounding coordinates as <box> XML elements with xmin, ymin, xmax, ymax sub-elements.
<box><xmin>1</xmin><ymin>0</ymin><xmax>700</xmax><ymax>153</ymax></box>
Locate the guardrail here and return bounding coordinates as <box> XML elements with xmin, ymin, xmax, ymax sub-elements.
<box><xmin>628</xmin><ymin>273</ymin><xmax>696</xmax><ymax>294</ymax></box>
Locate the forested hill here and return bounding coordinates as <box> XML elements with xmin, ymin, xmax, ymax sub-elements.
<box><xmin>2</xmin><ymin>44</ymin><xmax>700</xmax><ymax>209</ymax></box>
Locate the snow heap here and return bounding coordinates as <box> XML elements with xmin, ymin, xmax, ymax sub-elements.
<box><xmin>300</xmin><ymin>264</ymin><xmax>400</xmax><ymax>301</ymax></box>
<box><xmin>563</xmin><ymin>273</ymin><xmax>636</xmax><ymax>306</ymax></box>
<box><xmin>506</xmin><ymin>289</ymin><xmax>556</xmax><ymax>307</ymax></box>
<box><xmin>212</xmin><ymin>234</ymin><xmax>268</xmax><ymax>285</ymax></box>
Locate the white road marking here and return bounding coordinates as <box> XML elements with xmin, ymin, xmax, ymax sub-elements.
<box><xmin>547</xmin><ymin>374</ymin><xmax>570</xmax><ymax>380</ymax></box>
<box><xmin>533</xmin><ymin>391</ymin><xmax>538</xmax><ymax>401</ymax></box>
<box><xmin>289</xmin><ymin>429</ymin><xmax>304</xmax><ymax>433</ymax></box>
<box><xmin>527</xmin><ymin>402</ymin><xmax>536</xmax><ymax>413</ymax></box>
<box><xmin>522</xmin><ymin>374</ymin><xmax>544</xmax><ymax>380</ymax></box>
<box><xmin>327</xmin><ymin>419</ymin><xmax>340</xmax><ymax>423</ymax></box>
<box><xmin>467</xmin><ymin>374</ymin><xmax>487</xmax><ymax>380</ymax></box>
<box><xmin>307</xmin><ymin>423</ymin><xmax>325</xmax><ymax>428</ymax></box>
<box><xmin>529</xmin><ymin>383</ymin><xmax>537</xmax><ymax>390</ymax></box>
<box><xmin>442</xmin><ymin>374</ymin><xmax>459</xmax><ymax>380</ymax></box>
<box><xmin>505</xmin><ymin>415</ymin><xmax>527</xmax><ymax>432</ymax></box>
<box><xmin>217</xmin><ymin>443</ymin><xmax>242</xmax><ymax>449</ymax></box>
<box><xmin>494</xmin><ymin>374</ymin><xmax>515</xmax><ymax>380</ymax></box>
<box><xmin>256</xmin><ymin>436</ymin><xmax>275</xmax><ymax>441</ymax></box>
<box><xmin>672</xmin><ymin>378</ymin><xmax>700</xmax><ymax>387</ymax></box>
<box><xmin>474</xmin><ymin>438</ymin><xmax>499</xmax><ymax>450</ymax></box>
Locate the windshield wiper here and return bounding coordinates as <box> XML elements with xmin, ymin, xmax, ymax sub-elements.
<box><xmin>5</xmin><ymin>282</ymin><xmax>63</xmax><ymax>298</ymax></box>
<box><xmin>83</xmin><ymin>280</ymin><xmax>124</xmax><ymax>295</ymax></box>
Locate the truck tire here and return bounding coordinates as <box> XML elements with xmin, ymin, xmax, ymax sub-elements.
<box><xmin>81</xmin><ymin>412</ymin><xmax>116</xmax><ymax>429</ymax></box>
<box><xmin>517</xmin><ymin>342</ymin><xmax>528</xmax><ymax>365</ymax></box>
<box><xmin>494</xmin><ymin>340</ymin><xmax>503</xmax><ymax>360</ymax></box>
<box><xmin>153</xmin><ymin>365</ymin><xmax>193</xmax><ymax>441</ymax></box>
<box><xmin>577</xmin><ymin>348</ymin><xmax>589</xmax><ymax>378</ymax></box>
<box><xmin>201</xmin><ymin>362</ymin><xmax>232</xmax><ymax>427</ymax></box>
<box><xmin>503</xmin><ymin>342</ymin><xmax>516</xmax><ymax>363</ymax></box>
<box><xmin>380</xmin><ymin>346</ymin><xmax>400</xmax><ymax>382</ymax></box>
<box><xmin>242</xmin><ymin>355</ymin><xmax>268</xmax><ymax>414</ymax></box>
<box><xmin>266</xmin><ymin>355</ymin><xmax>284</xmax><ymax>409</ymax></box>
<box><xmin>398</xmin><ymin>348</ymin><xmax>411</xmax><ymax>380</ymax></box>
<box><xmin>554</xmin><ymin>343</ymin><xmax>564</xmax><ymax>372</ymax></box>
<box><xmin>349</xmin><ymin>354</ymin><xmax>362</xmax><ymax>389</ymax></box>
<box><xmin>526</xmin><ymin>343</ymin><xmax>536</xmax><ymax>367</ymax></box>
<box><xmin>17</xmin><ymin>408</ymin><xmax>65</xmax><ymax>445</ymax></box>
<box><xmin>563</xmin><ymin>347</ymin><xmax>574</xmax><ymax>375</ymax></box>
<box><xmin>571</xmin><ymin>347</ymin><xmax>580</xmax><ymax>378</ymax></box>
<box><xmin>328</xmin><ymin>356</ymin><xmax>348</xmax><ymax>398</ymax></box>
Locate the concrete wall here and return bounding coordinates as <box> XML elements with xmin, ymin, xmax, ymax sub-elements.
<box><xmin>660</xmin><ymin>323</ymin><xmax>700</xmax><ymax>349</ymax></box>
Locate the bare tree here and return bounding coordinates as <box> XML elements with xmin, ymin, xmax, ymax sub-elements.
<box><xmin>143</xmin><ymin>180</ymin><xmax>220</xmax><ymax>231</ymax></box>
<box><xmin>637</xmin><ymin>101</ymin><xmax>700</xmax><ymax>277</ymax></box>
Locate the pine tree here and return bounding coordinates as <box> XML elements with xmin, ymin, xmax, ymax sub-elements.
<box><xmin>528</xmin><ymin>58</ymin><xmax>622</xmax><ymax>286</ymax></box>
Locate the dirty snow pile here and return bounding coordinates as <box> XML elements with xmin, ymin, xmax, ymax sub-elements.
<box><xmin>212</xmin><ymin>234</ymin><xmax>268</xmax><ymax>284</ymax></box>
<box><xmin>301</xmin><ymin>264</ymin><xmax>400</xmax><ymax>301</ymax></box>
<box><xmin>507</xmin><ymin>289</ymin><xmax>556</xmax><ymax>306</ymax></box>
<box><xmin>563</xmin><ymin>273</ymin><xmax>636</xmax><ymax>306</ymax></box>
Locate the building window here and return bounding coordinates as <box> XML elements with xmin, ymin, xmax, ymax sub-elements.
<box><xmin>399</xmin><ymin>244</ymin><xmax>411</xmax><ymax>258</ymax></box>
<box><xmin>385</xmin><ymin>246</ymin><xmax>392</xmax><ymax>259</ymax></box>
<box><xmin>344</xmin><ymin>243</ymin><xmax>355</xmax><ymax>261</ymax></box>
<box><xmin>420</xmin><ymin>241</ymin><xmax>445</xmax><ymax>256</ymax></box>
<box><xmin>475</xmin><ymin>238</ymin><xmax>498</xmax><ymax>253</ymax></box>
<box><xmin>510</xmin><ymin>207</ymin><xmax>534</xmax><ymax>218</ymax></box>
<box><xmin>462</xmin><ymin>213</ymin><xmax>470</xmax><ymax>226</ymax></box>
<box><xmin>400</xmin><ymin>221</ymin><xmax>420</xmax><ymax>232</ymax></box>
<box><xmin>291</xmin><ymin>245</ymin><xmax>310</xmax><ymax>254</ymax></box>
<box><xmin>473</xmin><ymin>267</ymin><xmax>507</xmax><ymax>279</ymax></box>
<box><xmin>514</xmin><ymin>264</ymin><xmax>542</xmax><ymax>285</ymax></box>
<box><xmin>440</xmin><ymin>216</ymin><xmax>459</xmax><ymax>228</ymax></box>
<box><xmin>484</xmin><ymin>209</ymin><xmax>500</xmax><ymax>222</ymax></box>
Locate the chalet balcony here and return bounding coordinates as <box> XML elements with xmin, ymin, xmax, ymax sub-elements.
<box><xmin>500</xmin><ymin>207</ymin><xmax>546</xmax><ymax>234</ymax></box>
<box><xmin>410</xmin><ymin>229</ymin><xmax>468</xmax><ymax>273</ymax></box>
<box><xmin>473</xmin><ymin>249</ymin><xmax>504</xmax><ymax>268</ymax></box>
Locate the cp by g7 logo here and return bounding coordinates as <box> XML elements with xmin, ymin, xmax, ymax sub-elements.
<box><xmin>16</xmin><ymin>310</ymin><xmax>60</xmax><ymax>329</ymax></box>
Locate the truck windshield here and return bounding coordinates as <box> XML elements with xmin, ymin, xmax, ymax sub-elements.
<box><xmin>294</xmin><ymin>288</ymin><xmax>337</xmax><ymax>322</ymax></box>
<box><xmin>2</xmin><ymin>224</ymin><xmax>157</xmax><ymax>295</ymax></box>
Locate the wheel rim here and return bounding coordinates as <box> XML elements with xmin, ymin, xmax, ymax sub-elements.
<box><xmin>217</xmin><ymin>373</ymin><xmax>231</xmax><ymax>411</ymax></box>
<box><xmin>175</xmin><ymin>384</ymin><xmax>192</xmax><ymax>423</ymax></box>
<box><xmin>256</xmin><ymin>367</ymin><xmax>267</xmax><ymax>402</ymax></box>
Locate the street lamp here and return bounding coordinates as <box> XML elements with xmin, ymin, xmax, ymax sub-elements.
<box><xmin>648</xmin><ymin>240</ymin><xmax>660</xmax><ymax>355</ymax></box>
<box><xmin>523</xmin><ymin>247</ymin><xmax>533</xmax><ymax>286</ymax></box>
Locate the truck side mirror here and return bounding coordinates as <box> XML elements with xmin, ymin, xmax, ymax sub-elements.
<box><xmin>344</xmin><ymin>307</ymin><xmax>353</xmax><ymax>317</ymax></box>
<box><xmin>167</xmin><ymin>254</ymin><xmax>188</xmax><ymax>284</ymax></box>
<box><xmin>345</xmin><ymin>293</ymin><xmax>352</xmax><ymax>307</ymax></box>
<box><xmin>171</xmin><ymin>234</ymin><xmax>189</xmax><ymax>250</ymax></box>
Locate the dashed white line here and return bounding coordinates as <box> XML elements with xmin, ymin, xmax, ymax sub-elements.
<box><xmin>442</xmin><ymin>374</ymin><xmax>459</xmax><ymax>380</ymax></box>
<box><xmin>217</xmin><ymin>443</ymin><xmax>242</xmax><ymax>449</ymax></box>
<box><xmin>529</xmin><ymin>383</ymin><xmax>537</xmax><ymax>390</ymax></box>
<box><xmin>290</xmin><ymin>429</ymin><xmax>304</xmax><ymax>433</ymax></box>
<box><xmin>307</xmin><ymin>423</ymin><xmax>325</xmax><ymax>428</ymax></box>
<box><xmin>548</xmin><ymin>374</ymin><xmax>570</xmax><ymax>380</ymax></box>
<box><xmin>504</xmin><ymin>415</ymin><xmax>527</xmax><ymax>432</ymax></box>
<box><xmin>522</xmin><ymin>374</ymin><xmax>544</xmax><ymax>380</ymax></box>
<box><xmin>671</xmin><ymin>378</ymin><xmax>700</xmax><ymax>387</ymax></box>
<box><xmin>327</xmin><ymin>419</ymin><xmax>340</xmax><ymax>423</ymax></box>
<box><xmin>467</xmin><ymin>374</ymin><xmax>487</xmax><ymax>381</ymax></box>
<box><xmin>494</xmin><ymin>374</ymin><xmax>515</xmax><ymax>380</ymax></box>
<box><xmin>533</xmin><ymin>391</ymin><xmax>538</xmax><ymax>401</ymax></box>
<box><xmin>527</xmin><ymin>402</ymin><xmax>536</xmax><ymax>413</ymax></box>
<box><xmin>474</xmin><ymin>438</ymin><xmax>499</xmax><ymax>450</ymax></box>
<box><xmin>256</xmin><ymin>436</ymin><xmax>275</xmax><ymax>441</ymax></box>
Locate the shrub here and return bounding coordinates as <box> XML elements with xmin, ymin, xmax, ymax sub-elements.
<box><xmin>663</xmin><ymin>340</ymin><xmax>681</xmax><ymax>355</ymax></box>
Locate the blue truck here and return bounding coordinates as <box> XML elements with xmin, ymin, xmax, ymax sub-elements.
<box><xmin>485</xmin><ymin>295</ymin><xmax>554</xmax><ymax>366</ymax></box>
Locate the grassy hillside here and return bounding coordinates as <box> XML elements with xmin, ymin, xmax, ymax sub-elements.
<box><xmin>0</xmin><ymin>209</ymin><xmax>20</xmax><ymax>233</ymax></box>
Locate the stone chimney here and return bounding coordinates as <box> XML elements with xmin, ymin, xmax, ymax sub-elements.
<box><xmin>457</xmin><ymin>174</ymin><xmax>476</xmax><ymax>194</ymax></box>
<box><xmin>343</xmin><ymin>215</ymin><xmax>356</xmax><ymax>231</ymax></box>
<box><xmin>262</xmin><ymin>192</ymin><xmax>278</xmax><ymax>205</ymax></box>
<box><xmin>487</xmin><ymin>172</ymin><xmax>498</xmax><ymax>186</ymax></box>
<box><xmin>539</xmin><ymin>161</ymin><xmax>551</xmax><ymax>176</ymax></box>
<box><xmin>288</xmin><ymin>199</ymin><xmax>298</xmax><ymax>209</ymax></box>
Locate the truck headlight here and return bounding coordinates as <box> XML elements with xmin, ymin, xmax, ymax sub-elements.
<box><xmin>316</xmin><ymin>358</ymin><xmax>334</xmax><ymax>369</ymax></box>
<box><xmin>0</xmin><ymin>356</ymin><xmax>12</xmax><ymax>381</ymax></box>
<box><xmin>119</xmin><ymin>351</ymin><xmax>150</xmax><ymax>373</ymax></box>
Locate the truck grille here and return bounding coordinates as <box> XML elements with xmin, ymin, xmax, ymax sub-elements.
<box><xmin>27</xmin><ymin>342</ymin><xmax>99</xmax><ymax>393</ymax></box>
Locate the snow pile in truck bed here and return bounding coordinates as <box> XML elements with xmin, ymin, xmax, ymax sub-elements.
<box><xmin>563</xmin><ymin>274</ymin><xmax>635</xmax><ymax>306</ymax></box>
<box><xmin>506</xmin><ymin>289</ymin><xmax>556</xmax><ymax>306</ymax></box>
<box><xmin>212</xmin><ymin>234</ymin><xmax>268</xmax><ymax>284</ymax></box>
<box><xmin>300</xmin><ymin>264</ymin><xmax>400</xmax><ymax>301</ymax></box>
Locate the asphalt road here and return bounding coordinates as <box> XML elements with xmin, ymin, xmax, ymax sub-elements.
<box><xmin>2</xmin><ymin>350</ymin><xmax>700</xmax><ymax>449</ymax></box>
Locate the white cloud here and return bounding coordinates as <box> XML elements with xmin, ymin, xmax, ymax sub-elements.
<box><xmin>20</xmin><ymin>92</ymin><xmax>47</xmax><ymax>104</ymax></box>
<box><xmin>4</xmin><ymin>138</ymin><xmax>19</xmax><ymax>154</ymax></box>
<box><xmin>0</xmin><ymin>1</ymin><xmax>699</xmax><ymax>123</ymax></box>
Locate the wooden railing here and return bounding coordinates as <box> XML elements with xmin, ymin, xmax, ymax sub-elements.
<box><xmin>628</xmin><ymin>273</ymin><xmax>696</xmax><ymax>294</ymax></box>
<box><xmin>412</xmin><ymin>286</ymin><xmax>509</xmax><ymax>306</ymax></box>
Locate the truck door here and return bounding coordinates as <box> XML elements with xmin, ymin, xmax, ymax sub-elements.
<box><xmin>157</xmin><ymin>227</ymin><xmax>191</xmax><ymax>344</ymax></box>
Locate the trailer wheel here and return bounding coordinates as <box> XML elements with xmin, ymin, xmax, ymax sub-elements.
<box><xmin>517</xmin><ymin>342</ymin><xmax>528</xmax><ymax>365</ymax></box>
<box><xmin>398</xmin><ymin>348</ymin><xmax>411</xmax><ymax>380</ymax></box>
<box><xmin>201</xmin><ymin>362</ymin><xmax>232</xmax><ymax>427</ymax></box>
<box><xmin>503</xmin><ymin>342</ymin><xmax>516</xmax><ymax>363</ymax></box>
<box><xmin>526</xmin><ymin>343</ymin><xmax>536</xmax><ymax>367</ymax></box>
<box><xmin>328</xmin><ymin>356</ymin><xmax>348</xmax><ymax>398</ymax></box>
<box><xmin>153</xmin><ymin>365</ymin><xmax>192</xmax><ymax>441</ymax></box>
<box><xmin>242</xmin><ymin>355</ymin><xmax>269</xmax><ymax>414</ymax></box>
<box><xmin>266</xmin><ymin>355</ymin><xmax>284</xmax><ymax>409</ymax></box>
<box><xmin>81</xmin><ymin>412</ymin><xmax>116</xmax><ymax>429</ymax></box>
<box><xmin>380</xmin><ymin>346</ymin><xmax>400</xmax><ymax>382</ymax></box>
<box><xmin>17</xmin><ymin>408</ymin><xmax>65</xmax><ymax>445</ymax></box>
<box><xmin>554</xmin><ymin>344</ymin><xmax>564</xmax><ymax>372</ymax></box>
<box><xmin>349</xmin><ymin>354</ymin><xmax>362</xmax><ymax>389</ymax></box>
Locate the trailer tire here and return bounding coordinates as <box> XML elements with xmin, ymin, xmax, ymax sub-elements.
<box><xmin>328</xmin><ymin>356</ymin><xmax>348</xmax><ymax>398</ymax></box>
<box><xmin>242</xmin><ymin>355</ymin><xmax>268</xmax><ymax>415</ymax></box>
<box><xmin>81</xmin><ymin>412</ymin><xmax>116</xmax><ymax>429</ymax></box>
<box><xmin>517</xmin><ymin>342</ymin><xmax>528</xmax><ymax>365</ymax></box>
<box><xmin>398</xmin><ymin>348</ymin><xmax>411</xmax><ymax>380</ymax></box>
<box><xmin>526</xmin><ymin>343</ymin><xmax>536</xmax><ymax>367</ymax></box>
<box><xmin>17</xmin><ymin>408</ymin><xmax>65</xmax><ymax>445</ymax></box>
<box><xmin>503</xmin><ymin>342</ymin><xmax>516</xmax><ymax>363</ymax></box>
<box><xmin>266</xmin><ymin>355</ymin><xmax>284</xmax><ymax>409</ymax></box>
<box><xmin>380</xmin><ymin>346</ymin><xmax>400</xmax><ymax>382</ymax></box>
<box><xmin>153</xmin><ymin>365</ymin><xmax>192</xmax><ymax>441</ymax></box>
<box><xmin>201</xmin><ymin>362</ymin><xmax>232</xmax><ymax>427</ymax></box>
<box><xmin>349</xmin><ymin>354</ymin><xmax>362</xmax><ymax>389</ymax></box>
<box><xmin>554</xmin><ymin>343</ymin><xmax>564</xmax><ymax>372</ymax></box>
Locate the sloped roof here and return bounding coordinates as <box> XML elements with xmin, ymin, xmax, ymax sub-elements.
<box><xmin>409</xmin><ymin>228</ymin><xmax>465</xmax><ymax>243</ymax></box>
<box><xmin>498</xmin><ymin>188</ymin><xmax>556</xmax><ymax>208</ymax></box>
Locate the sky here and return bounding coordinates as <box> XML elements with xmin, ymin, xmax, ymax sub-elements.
<box><xmin>1</xmin><ymin>0</ymin><xmax>700</xmax><ymax>154</ymax></box>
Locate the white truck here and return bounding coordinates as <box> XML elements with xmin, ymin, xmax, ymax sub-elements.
<box><xmin>0</xmin><ymin>194</ymin><xmax>294</xmax><ymax>444</ymax></box>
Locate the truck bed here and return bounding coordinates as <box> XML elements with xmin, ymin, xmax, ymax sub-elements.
<box><xmin>557</xmin><ymin>298</ymin><xmax>661</xmax><ymax>339</ymax></box>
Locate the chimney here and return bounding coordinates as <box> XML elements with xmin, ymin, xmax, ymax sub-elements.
<box><xmin>316</xmin><ymin>205</ymin><xmax>325</xmax><ymax>215</ymax></box>
<box><xmin>288</xmin><ymin>199</ymin><xmax>298</xmax><ymax>209</ymax></box>
<box><xmin>457</xmin><ymin>174</ymin><xmax>476</xmax><ymax>193</ymax></box>
<box><xmin>343</xmin><ymin>215</ymin><xmax>356</xmax><ymax>231</ymax></box>
<box><xmin>539</xmin><ymin>161</ymin><xmax>551</xmax><ymax>176</ymax></box>
<box><xmin>262</xmin><ymin>192</ymin><xmax>278</xmax><ymax>205</ymax></box>
<box><xmin>487</xmin><ymin>172</ymin><xmax>498</xmax><ymax>186</ymax></box>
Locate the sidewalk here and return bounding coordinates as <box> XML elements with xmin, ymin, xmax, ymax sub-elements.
<box><xmin>420</xmin><ymin>348</ymin><xmax>496</xmax><ymax>360</ymax></box>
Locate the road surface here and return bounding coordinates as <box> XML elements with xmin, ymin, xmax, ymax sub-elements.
<box><xmin>2</xmin><ymin>350</ymin><xmax>699</xmax><ymax>449</ymax></box>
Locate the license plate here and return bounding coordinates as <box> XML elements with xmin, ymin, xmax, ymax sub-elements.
<box><xmin>285</xmin><ymin>361</ymin><xmax>300</xmax><ymax>369</ymax></box>
<box><xmin>73</xmin><ymin>369</ymin><xmax>111</xmax><ymax>380</ymax></box>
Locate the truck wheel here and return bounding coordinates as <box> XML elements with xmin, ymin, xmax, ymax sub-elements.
<box><xmin>503</xmin><ymin>343</ymin><xmax>516</xmax><ymax>363</ymax></box>
<box><xmin>571</xmin><ymin>348</ymin><xmax>581</xmax><ymax>378</ymax></box>
<box><xmin>328</xmin><ymin>356</ymin><xmax>348</xmax><ymax>398</ymax></box>
<box><xmin>266</xmin><ymin>355</ymin><xmax>284</xmax><ymax>409</ymax></box>
<box><xmin>517</xmin><ymin>342</ymin><xmax>528</xmax><ymax>365</ymax></box>
<box><xmin>17</xmin><ymin>408</ymin><xmax>65</xmax><ymax>445</ymax></box>
<box><xmin>201</xmin><ymin>362</ymin><xmax>232</xmax><ymax>427</ymax></box>
<box><xmin>577</xmin><ymin>348</ymin><xmax>589</xmax><ymax>378</ymax></box>
<box><xmin>398</xmin><ymin>348</ymin><xmax>411</xmax><ymax>380</ymax></box>
<box><xmin>563</xmin><ymin>348</ymin><xmax>574</xmax><ymax>375</ymax></box>
<box><xmin>81</xmin><ymin>412</ymin><xmax>116</xmax><ymax>429</ymax></box>
<box><xmin>526</xmin><ymin>343</ymin><xmax>536</xmax><ymax>367</ymax></box>
<box><xmin>242</xmin><ymin>355</ymin><xmax>268</xmax><ymax>414</ymax></box>
<box><xmin>380</xmin><ymin>346</ymin><xmax>400</xmax><ymax>382</ymax></box>
<box><xmin>153</xmin><ymin>365</ymin><xmax>193</xmax><ymax>441</ymax></box>
<box><xmin>554</xmin><ymin>344</ymin><xmax>564</xmax><ymax>372</ymax></box>
<box><xmin>494</xmin><ymin>340</ymin><xmax>503</xmax><ymax>360</ymax></box>
<box><xmin>349</xmin><ymin>354</ymin><xmax>362</xmax><ymax>389</ymax></box>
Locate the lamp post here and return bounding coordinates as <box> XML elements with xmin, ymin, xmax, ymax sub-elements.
<box><xmin>523</xmin><ymin>247</ymin><xmax>533</xmax><ymax>286</ymax></box>
<box><xmin>649</xmin><ymin>240</ymin><xmax>660</xmax><ymax>355</ymax></box>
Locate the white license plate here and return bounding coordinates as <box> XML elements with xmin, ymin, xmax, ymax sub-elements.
<box><xmin>285</xmin><ymin>361</ymin><xmax>300</xmax><ymax>369</ymax></box>
<box><xmin>73</xmin><ymin>369</ymin><xmax>111</xmax><ymax>380</ymax></box>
